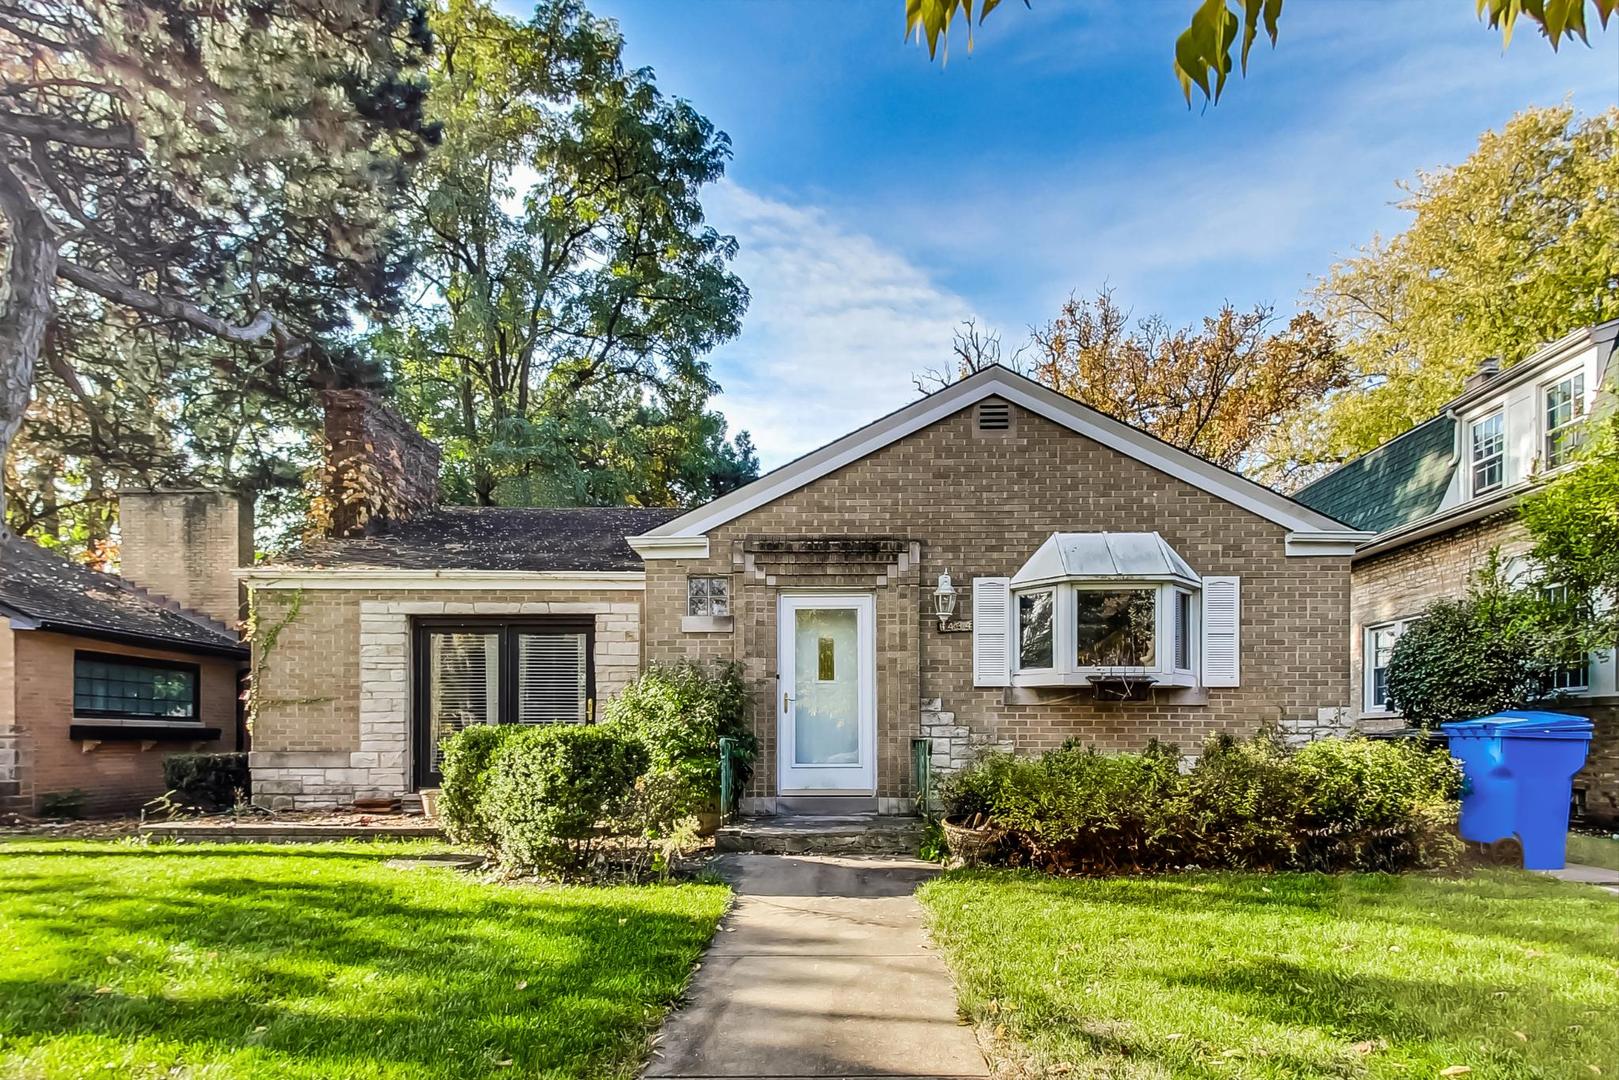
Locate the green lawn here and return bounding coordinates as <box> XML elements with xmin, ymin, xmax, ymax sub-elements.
<box><xmin>1568</xmin><ymin>831</ymin><xmax>1619</xmax><ymax>871</ymax></box>
<box><xmin>0</xmin><ymin>838</ymin><xmax>727</xmax><ymax>1079</ymax></box>
<box><xmin>920</xmin><ymin>869</ymin><xmax>1619</xmax><ymax>1079</ymax></box>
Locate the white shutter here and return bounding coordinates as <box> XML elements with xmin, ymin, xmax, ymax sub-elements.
<box><xmin>972</xmin><ymin>577</ymin><xmax>1012</xmax><ymax>687</ymax></box>
<box><xmin>1201</xmin><ymin>576</ymin><xmax>1240</xmax><ymax>688</ymax></box>
<box><xmin>516</xmin><ymin>632</ymin><xmax>589</xmax><ymax>724</ymax></box>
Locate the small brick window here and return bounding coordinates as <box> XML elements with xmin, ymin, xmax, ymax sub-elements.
<box><xmin>687</xmin><ymin>576</ymin><xmax>730</xmax><ymax>617</ymax></box>
<box><xmin>74</xmin><ymin>652</ymin><xmax>199</xmax><ymax>720</ymax></box>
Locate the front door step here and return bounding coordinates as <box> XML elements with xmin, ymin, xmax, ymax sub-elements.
<box><xmin>715</xmin><ymin>813</ymin><xmax>925</xmax><ymax>855</ymax></box>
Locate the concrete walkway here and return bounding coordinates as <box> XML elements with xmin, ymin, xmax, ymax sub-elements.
<box><xmin>645</xmin><ymin>854</ymin><xmax>989</xmax><ymax>1079</ymax></box>
<box><xmin>1537</xmin><ymin>861</ymin><xmax>1619</xmax><ymax>896</ymax></box>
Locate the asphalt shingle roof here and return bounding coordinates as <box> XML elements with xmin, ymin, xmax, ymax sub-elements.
<box><xmin>0</xmin><ymin>531</ymin><xmax>245</xmax><ymax>656</ymax></box>
<box><xmin>1294</xmin><ymin>416</ymin><xmax>1458</xmax><ymax>534</ymax></box>
<box><xmin>274</xmin><ymin>506</ymin><xmax>684</xmax><ymax>572</ymax></box>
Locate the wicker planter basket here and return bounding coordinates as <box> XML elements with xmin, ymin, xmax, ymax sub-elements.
<box><xmin>942</xmin><ymin>814</ymin><xmax>1005</xmax><ymax>865</ymax></box>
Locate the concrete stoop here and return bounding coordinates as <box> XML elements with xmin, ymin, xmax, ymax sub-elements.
<box><xmin>715</xmin><ymin>813</ymin><xmax>925</xmax><ymax>855</ymax></box>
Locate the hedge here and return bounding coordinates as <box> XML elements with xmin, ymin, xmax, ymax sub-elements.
<box><xmin>938</xmin><ymin>732</ymin><xmax>1462</xmax><ymax>874</ymax></box>
<box><xmin>162</xmin><ymin>752</ymin><xmax>250</xmax><ymax>810</ymax></box>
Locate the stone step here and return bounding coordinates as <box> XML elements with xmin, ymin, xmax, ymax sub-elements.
<box><xmin>715</xmin><ymin>813</ymin><xmax>926</xmax><ymax>856</ymax></box>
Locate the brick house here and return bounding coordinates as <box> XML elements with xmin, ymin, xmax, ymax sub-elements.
<box><xmin>0</xmin><ymin>490</ymin><xmax>250</xmax><ymax>815</ymax></box>
<box><xmin>244</xmin><ymin>367</ymin><xmax>1370</xmax><ymax>813</ymax></box>
<box><xmin>1297</xmin><ymin>320</ymin><xmax>1619</xmax><ymax>825</ymax></box>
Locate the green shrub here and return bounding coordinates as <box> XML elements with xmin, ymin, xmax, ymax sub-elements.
<box><xmin>436</xmin><ymin>725</ymin><xmax>519</xmax><ymax>845</ymax></box>
<box><xmin>38</xmin><ymin>789</ymin><xmax>87</xmax><ymax>819</ymax></box>
<box><xmin>1178</xmin><ymin>732</ymin><xmax>1297</xmax><ymax>870</ymax></box>
<box><xmin>162</xmin><ymin>753</ymin><xmax>250</xmax><ymax>810</ymax></box>
<box><xmin>482</xmin><ymin>725</ymin><xmax>648</xmax><ymax>872</ymax></box>
<box><xmin>1289</xmin><ymin>737</ymin><xmax>1463</xmax><ymax>872</ymax></box>
<box><xmin>1385</xmin><ymin>554</ymin><xmax>1561</xmax><ymax>727</ymax></box>
<box><xmin>943</xmin><ymin>732</ymin><xmax>1462</xmax><ymax>874</ymax></box>
<box><xmin>603</xmin><ymin>661</ymin><xmax>756</xmax><ymax>813</ymax></box>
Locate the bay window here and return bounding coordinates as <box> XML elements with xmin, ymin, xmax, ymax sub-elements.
<box><xmin>1004</xmin><ymin>533</ymin><xmax>1210</xmax><ymax>689</ymax></box>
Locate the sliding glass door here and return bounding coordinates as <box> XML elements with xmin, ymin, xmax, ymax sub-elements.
<box><xmin>413</xmin><ymin>619</ymin><xmax>594</xmax><ymax>788</ymax></box>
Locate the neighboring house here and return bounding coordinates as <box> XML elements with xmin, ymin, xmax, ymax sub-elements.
<box><xmin>244</xmin><ymin>369</ymin><xmax>1369</xmax><ymax>814</ymax></box>
<box><xmin>0</xmin><ymin>490</ymin><xmax>251</xmax><ymax>815</ymax></box>
<box><xmin>1297</xmin><ymin>320</ymin><xmax>1619</xmax><ymax>825</ymax></box>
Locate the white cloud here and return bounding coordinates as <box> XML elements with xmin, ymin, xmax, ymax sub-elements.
<box><xmin>703</xmin><ymin>181</ymin><xmax>976</xmax><ymax>469</ymax></box>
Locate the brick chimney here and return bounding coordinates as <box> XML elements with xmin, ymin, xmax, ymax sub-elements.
<box><xmin>117</xmin><ymin>488</ymin><xmax>254</xmax><ymax>626</ymax></box>
<box><xmin>320</xmin><ymin>388</ymin><xmax>441</xmax><ymax>538</ymax></box>
<box><xmin>1464</xmin><ymin>356</ymin><xmax>1503</xmax><ymax>392</ymax></box>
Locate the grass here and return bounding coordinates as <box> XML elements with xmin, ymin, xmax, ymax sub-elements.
<box><xmin>0</xmin><ymin>838</ymin><xmax>727</xmax><ymax>1079</ymax></box>
<box><xmin>919</xmin><ymin>868</ymin><xmax>1619</xmax><ymax>1079</ymax></box>
<box><xmin>1568</xmin><ymin>831</ymin><xmax>1619</xmax><ymax>871</ymax></box>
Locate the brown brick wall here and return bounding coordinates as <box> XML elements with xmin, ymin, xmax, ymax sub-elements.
<box><xmin>0</xmin><ymin>630</ymin><xmax>241</xmax><ymax>816</ymax></box>
<box><xmin>1351</xmin><ymin>515</ymin><xmax>1619</xmax><ymax>825</ymax></box>
<box><xmin>645</xmin><ymin>399</ymin><xmax>1354</xmax><ymax>803</ymax></box>
<box><xmin>118</xmin><ymin>489</ymin><xmax>253</xmax><ymax>626</ymax></box>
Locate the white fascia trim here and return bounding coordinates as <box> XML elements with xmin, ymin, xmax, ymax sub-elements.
<box><xmin>1285</xmin><ymin>530</ymin><xmax>1375</xmax><ymax>557</ymax></box>
<box><xmin>236</xmin><ymin>569</ymin><xmax>646</xmax><ymax>591</ymax></box>
<box><xmin>624</xmin><ymin>534</ymin><xmax>711</xmax><ymax>560</ymax></box>
<box><xmin>639</xmin><ymin>368</ymin><xmax>1359</xmax><ymax>541</ymax></box>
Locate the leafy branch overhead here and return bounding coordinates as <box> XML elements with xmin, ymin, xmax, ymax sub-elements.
<box><xmin>905</xmin><ymin>0</ymin><xmax>1618</xmax><ymax>104</ymax></box>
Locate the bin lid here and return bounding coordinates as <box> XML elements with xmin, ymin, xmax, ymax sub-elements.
<box><xmin>1441</xmin><ymin>710</ymin><xmax>1593</xmax><ymax>736</ymax></box>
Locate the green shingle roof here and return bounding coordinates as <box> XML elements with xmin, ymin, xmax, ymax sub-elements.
<box><xmin>1294</xmin><ymin>416</ymin><xmax>1458</xmax><ymax>534</ymax></box>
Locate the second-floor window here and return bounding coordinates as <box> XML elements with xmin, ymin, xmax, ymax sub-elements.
<box><xmin>1470</xmin><ymin>411</ymin><xmax>1504</xmax><ymax>494</ymax></box>
<box><xmin>1544</xmin><ymin>372</ymin><xmax>1586</xmax><ymax>469</ymax></box>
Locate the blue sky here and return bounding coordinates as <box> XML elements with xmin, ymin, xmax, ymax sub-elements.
<box><xmin>513</xmin><ymin>1</ymin><xmax>1618</xmax><ymax>468</ymax></box>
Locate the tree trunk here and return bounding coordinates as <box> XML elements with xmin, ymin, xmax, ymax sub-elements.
<box><xmin>0</xmin><ymin>159</ymin><xmax>59</xmax><ymax>529</ymax></box>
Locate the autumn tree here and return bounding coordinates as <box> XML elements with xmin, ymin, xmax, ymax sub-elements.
<box><xmin>1021</xmin><ymin>289</ymin><xmax>1349</xmax><ymax>482</ymax></box>
<box><xmin>1295</xmin><ymin>106</ymin><xmax>1619</xmax><ymax>468</ymax></box>
<box><xmin>904</xmin><ymin>1</ymin><xmax>1615</xmax><ymax>105</ymax></box>
<box><xmin>0</xmin><ymin>1</ymin><xmax>435</xmax><ymax>529</ymax></box>
<box><xmin>374</xmin><ymin>0</ymin><xmax>753</xmax><ymax>508</ymax></box>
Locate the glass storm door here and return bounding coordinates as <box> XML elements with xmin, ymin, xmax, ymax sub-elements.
<box><xmin>777</xmin><ymin>594</ymin><xmax>876</xmax><ymax>794</ymax></box>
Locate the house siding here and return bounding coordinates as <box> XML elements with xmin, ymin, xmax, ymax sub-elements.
<box><xmin>0</xmin><ymin>629</ymin><xmax>241</xmax><ymax>816</ymax></box>
<box><xmin>1351</xmin><ymin>514</ymin><xmax>1619</xmax><ymax>825</ymax></box>
<box><xmin>644</xmin><ymin>399</ymin><xmax>1354</xmax><ymax>808</ymax></box>
<box><xmin>247</xmin><ymin>586</ymin><xmax>643</xmax><ymax>808</ymax></box>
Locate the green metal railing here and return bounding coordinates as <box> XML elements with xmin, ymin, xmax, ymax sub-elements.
<box><xmin>912</xmin><ymin>736</ymin><xmax>934</xmax><ymax>818</ymax></box>
<box><xmin>718</xmin><ymin>736</ymin><xmax>738</xmax><ymax>824</ymax></box>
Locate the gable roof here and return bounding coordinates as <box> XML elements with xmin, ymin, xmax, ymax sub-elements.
<box><xmin>1293</xmin><ymin>416</ymin><xmax>1459</xmax><ymax>533</ymax></box>
<box><xmin>266</xmin><ymin>506</ymin><xmax>682</xmax><ymax>573</ymax></box>
<box><xmin>629</xmin><ymin>366</ymin><xmax>1366</xmax><ymax>552</ymax></box>
<box><xmin>0</xmin><ymin>531</ymin><xmax>246</xmax><ymax>657</ymax></box>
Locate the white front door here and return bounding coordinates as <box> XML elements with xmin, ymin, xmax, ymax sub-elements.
<box><xmin>777</xmin><ymin>594</ymin><xmax>876</xmax><ymax>795</ymax></box>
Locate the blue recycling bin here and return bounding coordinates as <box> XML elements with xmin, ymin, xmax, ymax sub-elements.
<box><xmin>1440</xmin><ymin>711</ymin><xmax>1593</xmax><ymax>870</ymax></box>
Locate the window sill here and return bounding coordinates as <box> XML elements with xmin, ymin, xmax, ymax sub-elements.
<box><xmin>681</xmin><ymin>614</ymin><xmax>734</xmax><ymax>634</ymax></box>
<box><xmin>70</xmin><ymin>721</ymin><xmax>221</xmax><ymax>742</ymax></box>
<box><xmin>1012</xmin><ymin>670</ymin><xmax>1197</xmax><ymax>689</ymax></box>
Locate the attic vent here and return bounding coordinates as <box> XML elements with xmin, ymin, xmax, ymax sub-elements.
<box><xmin>976</xmin><ymin>400</ymin><xmax>1012</xmax><ymax>432</ymax></box>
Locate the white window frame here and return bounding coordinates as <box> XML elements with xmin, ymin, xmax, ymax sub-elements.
<box><xmin>1541</xmin><ymin>370</ymin><xmax>1587</xmax><ymax>471</ymax></box>
<box><xmin>1011</xmin><ymin>580</ymin><xmax>1199</xmax><ymax>688</ymax></box>
<box><xmin>1469</xmin><ymin>409</ymin><xmax>1505</xmax><ymax>496</ymax></box>
<box><xmin>1363</xmin><ymin>618</ymin><xmax>1415</xmax><ymax>714</ymax></box>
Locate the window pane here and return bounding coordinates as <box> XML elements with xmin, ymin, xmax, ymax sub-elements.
<box><xmin>794</xmin><ymin>608</ymin><xmax>859</xmax><ymax>765</ymax></box>
<box><xmin>1545</xmin><ymin>375</ymin><xmax>1586</xmax><ymax>468</ymax></box>
<box><xmin>72</xmin><ymin>655</ymin><xmax>196</xmax><ymax>719</ymax></box>
<box><xmin>1471</xmin><ymin>412</ymin><xmax>1504</xmax><ymax>492</ymax></box>
<box><xmin>516</xmin><ymin>632</ymin><xmax>587</xmax><ymax>724</ymax></box>
<box><xmin>427</xmin><ymin>632</ymin><xmax>499</xmax><ymax>770</ymax></box>
<box><xmin>688</xmin><ymin>576</ymin><xmax>728</xmax><ymax>616</ymax></box>
<box><xmin>1017</xmin><ymin>591</ymin><xmax>1054</xmax><ymax>669</ymax></box>
<box><xmin>1075</xmin><ymin>590</ymin><xmax>1156</xmax><ymax>668</ymax></box>
<box><xmin>1369</xmin><ymin>624</ymin><xmax>1405</xmax><ymax>709</ymax></box>
<box><xmin>1174</xmin><ymin>591</ymin><xmax>1192</xmax><ymax>671</ymax></box>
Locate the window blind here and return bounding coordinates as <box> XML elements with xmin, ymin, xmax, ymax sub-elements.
<box><xmin>427</xmin><ymin>632</ymin><xmax>499</xmax><ymax>768</ymax></box>
<box><xmin>516</xmin><ymin>632</ymin><xmax>588</xmax><ymax>724</ymax></box>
